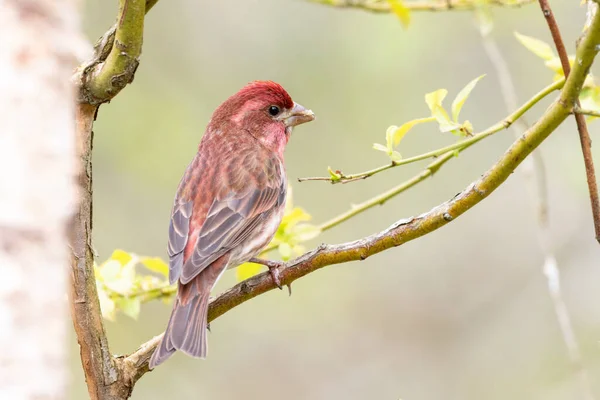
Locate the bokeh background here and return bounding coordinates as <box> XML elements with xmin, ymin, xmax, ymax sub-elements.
<box><xmin>71</xmin><ymin>1</ymin><xmax>599</xmax><ymax>399</ymax></box>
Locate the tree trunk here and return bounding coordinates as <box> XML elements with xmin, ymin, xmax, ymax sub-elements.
<box><xmin>0</xmin><ymin>1</ymin><xmax>82</xmax><ymax>399</ymax></box>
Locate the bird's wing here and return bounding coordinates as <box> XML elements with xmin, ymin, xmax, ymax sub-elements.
<box><xmin>168</xmin><ymin>154</ymin><xmax>286</xmax><ymax>285</ymax></box>
<box><xmin>167</xmin><ymin>199</ymin><xmax>193</xmax><ymax>284</ymax></box>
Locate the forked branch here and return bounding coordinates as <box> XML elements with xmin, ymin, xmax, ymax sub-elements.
<box><xmin>537</xmin><ymin>0</ymin><xmax>600</xmax><ymax>242</ymax></box>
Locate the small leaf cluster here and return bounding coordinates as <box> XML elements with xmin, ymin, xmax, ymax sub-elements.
<box><xmin>373</xmin><ymin>75</ymin><xmax>485</xmax><ymax>162</ymax></box>
<box><xmin>515</xmin><ymin>31</ymin><xmax>600</xmax><ymax>120</ymax></box>
<box><xmin>95</xmin><ymin>250</ymin><xmax>173</xmax><ymax>320</ymax></box>
<box><xmin>236</xmin><ymin>186</ymin><xmax>320</xmax><ymax>281</ymax></box>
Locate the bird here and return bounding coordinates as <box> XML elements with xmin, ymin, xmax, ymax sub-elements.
<box><xmin>149</xmin><ymin>81</ymin><xmax>315</xmax><ymax>368</ymax></box>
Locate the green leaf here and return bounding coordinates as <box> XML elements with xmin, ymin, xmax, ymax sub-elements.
<box><xmin>117</xmin><ymin>297</ymin><xmax>141</xmax><ymax>320</ymax></box>
<box><xmin>110</xmin><ymin>249</ymin><xmax>133</xmax><ymax>265</ymax></box>
<box><xmin>103</xmin><ymin>261</ymin><xmax>136</xmax><ymax>294</ymax></box>
<box><xmin>291</xmin><ymin>224</ymin><xmax>321</xmax><ymax>242</ymax></box>
<box><xmin>328</xmin><ymin>166</ymin><xmax>341</xmax><ymax>181</ymax></box>
<box><xmin>580</xmin><ymin>85</ymin><xmax>600</xmax><ymax>122</ymax></box>
<box><xmin>387</xmin><ymin>0</ymin><xmax>410</xmax><ymax>28</ymax></box>
<box><xmin>282</xmin><ymin>207</ymin><xmax>312</xmax><ymax>227</ymax></box>
<box><xmin>279</xmin><ymin>242</ymin><xmax>293</xmax><ymax>260</ymax></box>
<box><xmin>236</xmin><ymin>262</ymin><xmax>262</xmax><ymax>282</ymax></box>
<box><xmin>451</xmin><ymin>75</ymin><xmax>485</xmax><ymax>122</ymax></box>
<box><xmin>292</xmin><ymin>244</ymin><xmax>305</xmax><ymax>256</ymax></box>
<box><xmin>385</xmin><ymin>125</ymin><xmax>397</xmax><ymax>152</ymax></box>
<box><xmin>544</xmin><ymin>56</ymin><xmax>575</xmax><ymax>79</ymax></box>
<box><xmin>97</xmin><ymin>286</ymin><xmax>116</xmax><ymax>321</ymax></box>
<box><xmin>373</xmin><ymin>143</ymin><xmax>389</xmax><ymax>153</ymax></box>
<box><xmin>391</xmin><ymin>117</ymin><xmax>435</xmax><ymax>146</ymax></box>
<box><xmin>425</xmin><ymin>88</ymin><xmax>448</xmax><ymax>114</ymax></box>
<box><xmin>514</xmin><ymin>32</ymin><xmax>555</xmax><ymax>61</ymax></box>
<box><xmin>98</xmin><ymin>260</ymin><xmax>121</xmax><ymax>282</ymax></box>
<box><xmin>390</xmin><ymin>150</ymin><xmax>402</xmax><ymax>162</ymax></box>
<box><xmin>140</xmin><ymin>257</ymin><xmax>169</xmax><ymax>278</ymax></box>
<box><xmin>425</xmin><ymin>89</ymin><xmax>459</xmax><ymax>132</ymax></box>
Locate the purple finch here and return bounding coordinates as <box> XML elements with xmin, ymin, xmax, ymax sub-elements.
<box><xmin>149</xmin><ymin>81</ymin><xmax>315</xmax><ymax>368</ymax></box>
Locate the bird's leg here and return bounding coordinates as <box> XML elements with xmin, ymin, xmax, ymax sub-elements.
<box><xmin>249</xmin><ymin>257</ymin><xmax>284</xmax><ymax>291</ymax></box>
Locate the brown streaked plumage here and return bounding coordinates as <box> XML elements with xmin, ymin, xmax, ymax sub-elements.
<box><xmin>149</xmin><ymin>81</ymin><xmax>315</xmax><ymax>368</ymax></box>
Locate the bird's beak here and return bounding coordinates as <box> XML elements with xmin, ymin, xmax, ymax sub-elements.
<box><xmin>283</xmin><ymin>102</ymin><xmax>315</xmax><ymax>127</ymax></box>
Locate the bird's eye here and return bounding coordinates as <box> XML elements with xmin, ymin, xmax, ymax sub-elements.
<box><xmin>268</xmin><ymin>105</ymin><xmax>280</xmax><ymax>116</ymax></box>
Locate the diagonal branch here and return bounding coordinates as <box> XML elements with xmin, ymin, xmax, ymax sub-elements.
<box><xmin>537</xmin><ymin>0</ymin><xmax>600</xmax><ymax>243</ymax></box>
<box><xmin>120</xmin><ymin>6</ymin><xmax>600</xmax><ymax>380</ymax></box>
<box><xmin>306</xmin><ymin>0</ymin><xmax>534</xmax><ymax>13</ymax></box>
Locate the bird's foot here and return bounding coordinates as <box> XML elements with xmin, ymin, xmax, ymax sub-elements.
<box><xmin>249</xmin><ymin>257</ymin><xmax>287</xmax><ymax>292</ymax></box>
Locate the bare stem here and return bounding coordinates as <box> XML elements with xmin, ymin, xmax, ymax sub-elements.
<box><xmin>575</xmin><ymin>107</ymin><xmax>600</xmax><ymax>118</ymax></box>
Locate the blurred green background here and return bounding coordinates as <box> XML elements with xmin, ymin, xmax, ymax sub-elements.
<box><xmin>71</xmin><ymin>1</ymin><xmax>600</xmax><ymax>399</ymax></box>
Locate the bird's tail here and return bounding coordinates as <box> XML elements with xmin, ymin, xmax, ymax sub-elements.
<box><xmin>149</xmin><ymin>281</ymin><xmax>210</xmax><ymax>369</ymax></box>
<box><xmin>149</xmin><ymin>254</ymin><xmax>230</xmax><ymax>369</ymax></box>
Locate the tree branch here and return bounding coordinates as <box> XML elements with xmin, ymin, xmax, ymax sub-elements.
<box><xmin>121</xmin><ymin>6</ymin><xmax>600</xmax><ymax>380</ymax></box>
<box><xmin>306</xmin><ymin>0</ymin><xmax>534</xmax><ymax>13</ymax></box>
<box><xmin>74</xmin><ymin>0</ymin><xmax>157</xmax><ymax>105</ymax></box>
<box><xmin>538</xmin><ymin>0</ymin><xmax>600</xmax><ymax>243</ymax></box>
<box><xmin>69</xmin><ymin>1</ymin><xmax>158</xmax><ymax>399</ymax></box>
<box><xmin>299</xmin><ymin>78</ymin><xmax>564</xmax><ymax>184</ymax></box>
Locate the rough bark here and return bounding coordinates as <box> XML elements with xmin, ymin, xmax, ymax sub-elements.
<box><xmin>70</xmin><ymin>0</ymin><xmax>152</xmax><ymax>398</ymax></box>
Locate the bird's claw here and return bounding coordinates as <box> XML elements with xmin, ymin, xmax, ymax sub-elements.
<box><xmin>249</xmin><ymin>257</ymin><xmax>286</xmax><ymax>291</ymax></box>
<box><xmin>268</xmin><ymin>264</ymin><xmax>283</xmax><ymax>290</ymax></box>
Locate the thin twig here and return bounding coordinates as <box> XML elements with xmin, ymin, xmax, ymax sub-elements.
<box><xmin>538</xmin><ymin>0</ymin><xmax>600</xmax><ymax>243</ymax></box>
<box><xmin>306</xmin><ymin>0</ymin><xmax>534</xmax><ymax>13</ymax></box>
<box><xmin>575</xmin><ymin>106</ymin><xmax>600</xmax><ymax>118</ymax></box>
<box><xmin>272</xmin><ymin>79</ymin><xmax>567</xmax><ymax>254</ymax></box>
<box><xmin>299</xmin><ymin>79</ymin><xmax>564</xmax><ymax>183</ymax></box>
